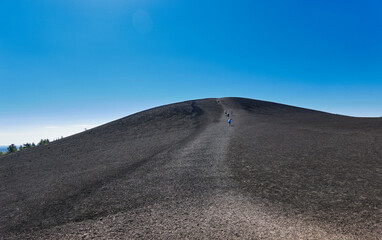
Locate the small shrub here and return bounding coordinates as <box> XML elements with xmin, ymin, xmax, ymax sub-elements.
<box><xmin>7</xmin><ymin>144</ymin><xmax>18</xmax><ymax>153</ymax></box>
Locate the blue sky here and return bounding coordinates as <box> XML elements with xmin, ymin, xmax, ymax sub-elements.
<box><xmin>1</xmin><ymin>0</ymin><xmax>381</xmax><ymax>145</ymax></box>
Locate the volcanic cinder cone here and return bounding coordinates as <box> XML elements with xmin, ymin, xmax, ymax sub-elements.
<box><xmin>1</xmin><ymin>97</ymin><xmax>381</xmax><ymax>239</ymax></box>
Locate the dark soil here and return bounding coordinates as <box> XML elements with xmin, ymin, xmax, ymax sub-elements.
<box><xmin>1</xmin><ymin>97</ymin><xmax>381</xmax><ymax>239</ymax></box>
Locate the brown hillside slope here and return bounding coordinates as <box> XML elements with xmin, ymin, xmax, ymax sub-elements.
<box><xmin>1</xmin><ymin>98</ymin><xmax>381</xmax><ymax>239</ymax></box>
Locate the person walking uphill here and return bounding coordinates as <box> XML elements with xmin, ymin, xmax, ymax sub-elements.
<box><xmin>228</xmin><ymin>118</ymin><xmax>232</xmax><ymax>126</ymax></box>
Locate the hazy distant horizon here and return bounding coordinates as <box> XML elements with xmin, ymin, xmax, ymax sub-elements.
<box><xmin>0</xmin><ymin>146</ymin><xmax>8</xmax><ymax>153</ymax></box>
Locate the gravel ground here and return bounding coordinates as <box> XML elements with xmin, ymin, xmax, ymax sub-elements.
<box><xmin>1</xmin><ymin>97</ymin><xmax>381</xmax><ymax>239</ymax></box>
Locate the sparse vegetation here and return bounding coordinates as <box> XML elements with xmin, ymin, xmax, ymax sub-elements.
<box><xmin>38</xmin><ymin>139</ymin><xmax>50</xmax><ymax>146</ymax></box>
<box><xmin>23</xmin><ymin>143</ymin><xmax>33</xmax><ymax>149</ymax></box>
<box><xmin>1</xmin><ymin>138</ymin><xmax>57</xmax><ymax>156</ymax></box>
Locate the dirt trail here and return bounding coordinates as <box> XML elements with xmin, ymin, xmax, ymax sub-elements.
<box><xmin>164</xmin><ymin>101</ymin><xmax>234</xmax><ymax>195</ymax></box>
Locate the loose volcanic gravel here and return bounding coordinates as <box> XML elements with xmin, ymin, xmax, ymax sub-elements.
<box><xmin>1</xmin><ymin>97</ymin><xmax>381</xmax><ymax>239</ymax></box>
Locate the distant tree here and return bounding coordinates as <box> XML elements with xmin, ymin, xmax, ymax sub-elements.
<box><xmin>7</xmin><ymin>144</ymin><xmax>18</xmax><ymax>153</ymax></box>
<box><xmin>38</xmin><ymin>139</ymin><xmax>50</xmax><ymax>146</ymax></box>
<box><xmin>0</xmin><ymin>151</ymin><xmax>3</xmax><ymax>156</ymax></box>
<box><xmin>23</xmin><ymin>143</ymin><xmax>32</xmax><ymax>149</ymax></box>
<box><xmin>19</xmin><ymin>145</ymin><xmax>23</xmax><ymax>151</ymax></box>
<box><xmin>32</xmin><ymin>143</ymin><xmax>36</xmax><ymax>147</ymax></box>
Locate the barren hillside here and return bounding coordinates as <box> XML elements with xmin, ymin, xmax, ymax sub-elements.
<box><xmin>1</xmin><ymin>98</ymin><xmax>381</xmax><ymax>239</ymax></box>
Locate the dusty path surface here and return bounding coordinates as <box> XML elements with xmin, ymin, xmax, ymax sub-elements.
<box><xmin>1</xmin><ymin>98</ymin><xmax>381</xmax><ymax>239</ymax></box>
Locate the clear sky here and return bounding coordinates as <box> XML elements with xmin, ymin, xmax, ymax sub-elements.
<box><xmin>1</xmin><ymin>0</ymin><xmax>381</xmax><ymax>145</ymax></box>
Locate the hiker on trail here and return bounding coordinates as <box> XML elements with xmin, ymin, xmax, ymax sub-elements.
<box><xmin>227</xmin><ymin>113</ymin><xmax>230</xmax><ymax>117</ymax></box>
<box><xmin>228</xmin><ymin>118</ymin><xmax>232</xmax><ymax>126</ymax></box>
